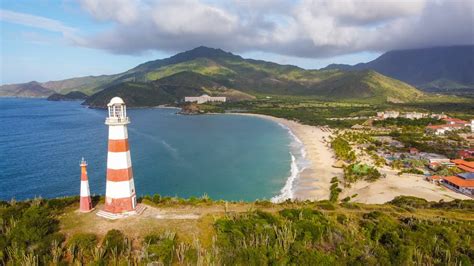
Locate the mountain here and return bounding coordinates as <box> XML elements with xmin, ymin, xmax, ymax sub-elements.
<box><xmin>47</xmin><ymin>91</ymin><xmax>89</xmax><ymax>101</ymax></box>
<box><xmin>323</xmin><ymin>46</ymin><xmax>474</xmax><ymax>91</ymax></box>
<box><xmin>2</xmin><ymin>46</ymin><xmax>428</xmax><ymax>105</ymax></box>
<box><xmin>0</xmin><ymin>81</ymin><xmax>54</xmax><ymax>97</ymax></box>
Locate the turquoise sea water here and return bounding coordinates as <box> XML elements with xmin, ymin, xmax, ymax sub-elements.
<box><xmin>0</xmin><ymin>98</ymin><xmax>294</xmax><ymax>201</ymax></box>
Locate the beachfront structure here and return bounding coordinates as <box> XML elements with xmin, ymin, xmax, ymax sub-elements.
<box><xmin>102</xmin><ymin>97</ymin><xmax>137</xmax><ymax>215</ymax></box>
<box><xmin>451</xmin><ymin>159</ymin><xmax>474</xmax><ymax>173</ymax></box>
<box><xmin>442</xmin><ymin>172</ymin><xmax>474</xmax><ymax>197</ymax></box>
<box><xmin>184</xmin><ymin>94</ymin><xmax>226</xmax><ymax>104</ymax></box>
<box><xmin>79</xmin><ymin>157</ymin><xmax>93</xmax><ymax>212</ymax></box>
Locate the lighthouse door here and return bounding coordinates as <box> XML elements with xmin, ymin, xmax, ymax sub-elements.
<box><xmin>132</xmin><ymin>195</ymin><xmax>136</xmax><ymax>209</ymax></box>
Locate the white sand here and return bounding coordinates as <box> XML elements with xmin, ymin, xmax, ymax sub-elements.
<box><xmin>339</xmin><ymin>167</ymin><xmax>470</xmax><ymax>204</ymax></box>
<box><xmin>233</xmin><ymin>113</ymin><xmax>470</xmax><ymax>203</ymax></box>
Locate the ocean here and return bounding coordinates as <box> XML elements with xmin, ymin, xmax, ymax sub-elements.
<box><xmin>0</xmin><ymin>98</ymin><xmax>303</xmax><ymax>201</ymax></box>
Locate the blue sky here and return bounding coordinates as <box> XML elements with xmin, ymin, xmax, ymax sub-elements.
<box><xmin>1</xmin><ymin>0</ymin><xmax>472</xmax><ymax>84</ymax></box>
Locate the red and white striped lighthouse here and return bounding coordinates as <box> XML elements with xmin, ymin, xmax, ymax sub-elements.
<box><xmin>79</xmin><ymin>157</ymin><xmax>93</xmax><ymax>212</ymax></box>
<box><xmin>103</xmin><ymin>97</ymin><xmax>137</xmax><ymax>214</ymax></box>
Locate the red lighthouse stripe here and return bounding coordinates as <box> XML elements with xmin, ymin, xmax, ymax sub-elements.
<box><xmin>106</xmin><ymin>167</ymin><xmax>133</xmax><ymax>181</ymax></box>
<box><xmin>104</xmin><ymin>196</ymin><xmax>135</xmax><ymax>213</ymax></box>
<box><xmin>108</xmin><ymin>139</ymin><xmax>130</xmax><ymax>153</ymax></box>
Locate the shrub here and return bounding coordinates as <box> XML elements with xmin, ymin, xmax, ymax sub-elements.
<box><xmin>102</xmin><ymin>229</ymin><xmax>125</xmax><ymax>255</ymax></box>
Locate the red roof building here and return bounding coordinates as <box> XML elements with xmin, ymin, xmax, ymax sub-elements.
<box><xmin>458</xmin><ymin>149</ymin><xmax>474</xmax><ymax>160</ymax></box>
<box><xmin>442</xmin><ymin>173</ymin><xmax>474</xmax><ymax>197</ymax></box>
<box><xmin>451</xmin><ymin>159</ymin><xmax>474</xmax><ymax>172</ymax></box>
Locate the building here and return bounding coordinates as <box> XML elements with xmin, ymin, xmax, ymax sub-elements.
<box><xmin>402</xmin><ymin>112</ymin><xmax>426</xmax><ymax>120</ymax></box>
<box><xmin>451</xmin><ymin>159</ymin><xmax>474</xmax><ymax>172</ymax></box>
<box><xmin>426</xmin><ymin>175</ymin><xmax>443</xmax><ymax>184</ymax></box>
<box><xmin>184</xmin><ymin>94</ymin><xmax>226</xmax><ymax>104</ymax></box>
<box><xmin>409</xmin><ymin>147</ymin><xmax>419</xmax><ymax>155</ymax></box>
<box><xmin>376</xmin><ymin>110</ymin><xmax>399</xmax><ymax>119</ymax></box>
<box><xmin>442</xmin><ymin>172</ymin><xmax>474</xmax><ymax>196</ymax></box>
<box><xmin>443</xmin><ymin>117</ymin><xmax>469</xmax><ymax>126</ymax></box>
<box><xmin>421</xmin><ymin>153</ymin><xmax>450</xmax><ymax>164</ymax></box>
<box><xmin>100</xmin><ymin>97</ymin><xmax>138</xmax><ymax>217</ymax></box>
<box><xmin>431</xmin><ymin>113</ymin><xmax>448</xmax><ymax>119</ymax></box>
<box><xmin>472</xmin><ymin>119</ymin><xmax>474</xmax><ymax>133</ymax></box>
<box><xmin>458</xmin><ymin>149</ymin><xmax>474</xmax><ymax>160</ymax></box>
<box><xmin>79</xmin><ymin>157</ymin><xmax>93</xmax><ymax>212</ymax></box>
<box><xmin>426</xmin><ymin>124</ymin><xmax>466</xmax><ymax>135</ymax></box>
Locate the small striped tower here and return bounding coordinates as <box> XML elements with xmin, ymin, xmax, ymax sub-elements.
<box><xmin>103</xmin><ymin>97</ymin><xmax>137</xmax><ymax>214</ymax></box>
<box><xmin>79</xmin><ymin>157</ymin><xmax>93</xmax><ymax>212</ymax></box>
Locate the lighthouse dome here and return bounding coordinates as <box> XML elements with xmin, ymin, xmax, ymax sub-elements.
<box><xmin>108</xmin><ymin>97</ymin><xmax>125</xmax><ymax>106</ymax></box>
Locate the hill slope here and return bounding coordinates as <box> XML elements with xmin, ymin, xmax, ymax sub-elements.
<box><xmin>2</xmin><ymin>46</ymin><xmax>428</xmax><ymax>105</ymax></box>
<box><xmin>323</xmin><ymin>46</ymin><xmax>474</xmax><ymax>90</ymax></box>
<box><xmin>0</xmin><ymin>81</ymin><xmax>54</xmax><ymax>97</ymax></box>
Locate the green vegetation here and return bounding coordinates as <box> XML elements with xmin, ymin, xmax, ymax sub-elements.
<box><xmin>1</xmin><ymin>196</ymin><xmax>473</xmax><ymax>265</ymax></box>
<box><xmin>331</xmin><ymin>135</ymin><xmax>356</xmax><ymax>162</ymax></box>
<box><xmin>373</xmin><ymin>117</ymin><xmax>444</xmax><ymax>127</ymax></box>
<box><xmin>329</xmin><ymin>177</ymin><xmax>342</xmax><ymax>202</ymax></box>
<box><xmin>344</xmin><ymin>163</ymin><xmax>383</xmax><ymax>184</ymax></box>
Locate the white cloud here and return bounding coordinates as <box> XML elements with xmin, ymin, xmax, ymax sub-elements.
<box><xmin>79</xmin><ymin>0</ymin><xmax>140</xmax><ymax>25</ymax></box>
<box><xmin>0</xmin><ymin>9</ymin><xmax>85</xmax><ymax>45</ymax></box>
<box><xmin>0</xmin><ymin>9</ymin><xmax>76</xmax><ymax>35</ymax></box>
<box><xmin>4</xmin><ymin>0</ymin><xmax>473</xmax><ymax>59</ymax></box>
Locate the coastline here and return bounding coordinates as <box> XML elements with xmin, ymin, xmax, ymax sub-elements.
<box><xmin>231</xmin><ymin>113</ymin><xmax>343</xmax><ymax>202</ymax></box>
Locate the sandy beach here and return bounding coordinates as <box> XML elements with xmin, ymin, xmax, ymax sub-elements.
<box><xmin>339</xmin><ymin>167</ymin><xmax>470</xmax><ymax>204</ymax></box>
<box><xmin>235</xmin><ymin>113</ymin><xmax>343</xmax><ymax>201</ymax></box>
<box><xmin>236</xmin><ymin>113</ymin><xmax>470</xmax><ymax>203</ymax></box>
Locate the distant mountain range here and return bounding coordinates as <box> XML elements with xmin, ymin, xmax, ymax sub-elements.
<box><xmin>1</xmin><ymin>45</ymin><xmax>472</xmax><ymax>106</ymax></box>
<box><xmin>322</xmin><ymin>45</ymin><xmax>474</xmax><ymax>91</ymax></box>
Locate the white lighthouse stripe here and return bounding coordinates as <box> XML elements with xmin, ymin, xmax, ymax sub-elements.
<box><xmin>108</xmin><ymin>125</ymin><xmax>128</xmax><ymax>140</ymax></box>
<box><xmin>80</xmin><ymin>180</ymin><xmax>90</xmax><ymax>197</ymax></box>
<box><xmin>105</xmin><ymin>179</ymin><xmax>135</xmax><ymax>198</ymax></box>
<box><xmin>107</xmin><ymin>151</ymin><xmax>132</xmax><ymax>169</ymax></box>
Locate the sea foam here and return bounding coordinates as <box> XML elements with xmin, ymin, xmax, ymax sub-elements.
<box><xmin>271</xmin><ymin>123</ymin><xmax>309</xmax><ymax>203</ymax></box>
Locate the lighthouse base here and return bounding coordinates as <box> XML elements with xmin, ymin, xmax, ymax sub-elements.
<box><xmin>96</xmin><ymin>204</ymin><xmax>147</xmax><ymax>220</ymax></box>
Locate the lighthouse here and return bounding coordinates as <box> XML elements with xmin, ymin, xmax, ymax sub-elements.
<box><xmin>79</xmin><ymin>157</ymin><xmax>93</xmax><ymax>212</ymax></box>
<box><xmin>103</xmin><ymin>97</ymin><xmax>137</xmax><ymax>214</ymax></box>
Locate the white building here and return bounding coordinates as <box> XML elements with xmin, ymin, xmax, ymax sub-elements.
<box><xmin>184</xmin><ymin>94</ymin><xmax>226</xmax><ymax>104</ymax></box>
<box><xmin>402</xmin><ymin>112</ymin><xmax>426</xmax><ymax>120</ymax></box>
<box><xmin>376</xmin><ymin>110</ymin><xmax>400</xmax><ymax>119</ymax></box>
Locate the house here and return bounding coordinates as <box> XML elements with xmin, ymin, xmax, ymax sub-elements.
<box><xmin>409</xmin><ymin>147</ymin><xmax>419</xmax><ymax>155</ymax></box>
<box><xmin>426</xmin><ymin>124</ymin><xmax>465</xmax><ymax>135</ymax></box>
<box><xmin>451</xmin><ymin>159</ymin><xmax>474</xmax><ymax>172</ymax></box>
<box><xmin>426</xmin><ymin>175</ymin><xmax>443</xmax><ymax>184</ymax></box>
<box><xmin>421</xmin><ymin>153</ymin><xmax>450</xmax><ymax>164</ymax></box>
<box><xmin>458</xmin><ymin>149</ymin><xmax>474</xmax><ymax>160</ymax></box>
<box><xmin>184</xmin><ymin>94</ymin><xmax>226</xmax><ymax>104</ymax></box>
<box><xmin>443</xmin><ymin>117</ymin><xmax>469</xmax><ymax>126</ymax></box>
<box><xmin>442</xmin><ymin>172</ymin><xmax>474</xmax><ymax>196</ymax></box>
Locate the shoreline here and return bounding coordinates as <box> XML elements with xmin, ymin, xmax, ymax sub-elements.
<box><xmin>231</xmin><ymin>113</ymin><xmax>343</xmax><ymax>201</ymax></box>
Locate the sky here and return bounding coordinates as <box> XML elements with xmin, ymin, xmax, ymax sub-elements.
<box><xmin>1</xmin><ymin>0</ymin><xmax>473</xmax><ymax>84</ymax></box>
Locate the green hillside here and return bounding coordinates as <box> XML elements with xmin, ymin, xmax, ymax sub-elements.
<box><xmin>2</xmin><ymin>47</ymin><xmax>438</xmax><ymax>104</ymax></box>
<box><xmin>1</xmin><ymin>196</ymin><xmax>473</xmax><ymax>265</ymax></box>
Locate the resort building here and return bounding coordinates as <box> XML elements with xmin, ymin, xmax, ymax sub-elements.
<box><xmin>402</xmin><ymin>112</ymin><xmax>426</xmax><ymax>120</ymax></box>
<box><xmin>376</xmin><ymin>110</ymin><xmax>399</xmax><ymax>119</ymax></box>
<box><xmin>451</xmin><ymin>159</ymin><xmax>474</xmax><ymax>172</ymax></box>
<box><xmin>442</xmin><ymin>172</ymin><xmax>474</xmax><ymax>197</ymax></box>
<box><xmin>431</xmin><ymin>113</ymin><xmax>448</xmax><ymax>119</ymax></box>
<box><xmin>184</xmin><ymin>94</ymin><xmax>226</xmax><ymax>104</ymax></box>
